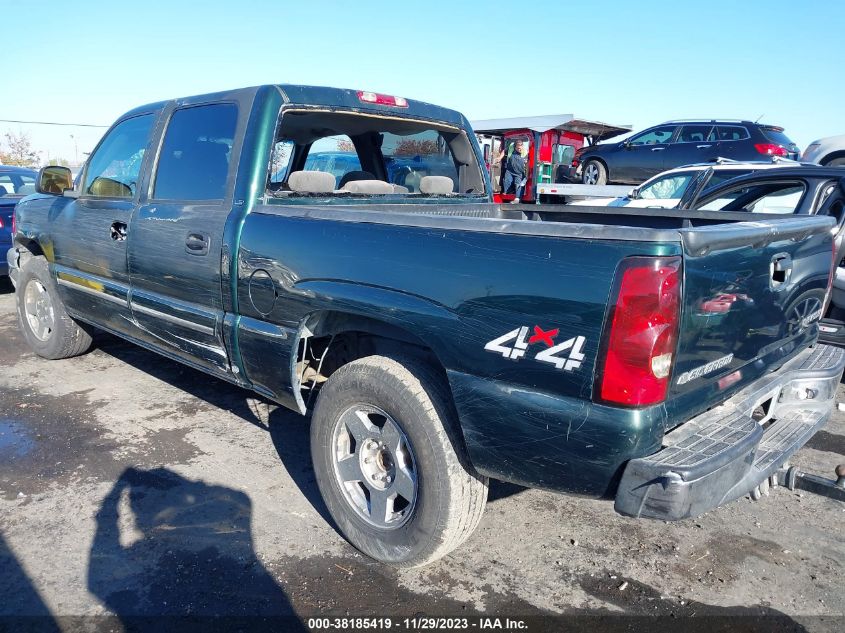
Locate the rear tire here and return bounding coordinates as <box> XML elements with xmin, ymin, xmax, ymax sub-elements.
<box><xmin>310</xmin><ymin>354</ymin><xmax>488</xmax><ymax>567</ymax></box>
<box><xmin>16</xmin><ymin>255</ymin><xmax>93</xmax><ymax>359</ymax></box>
<box><xmin>582</xmin><ymin>160</ymin><xmax>608</xmax><ymax>185</ymax></box>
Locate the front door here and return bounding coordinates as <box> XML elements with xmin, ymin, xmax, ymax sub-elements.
<box><xmin>49</xmin><ymin>113</ymin><xmax>158</xmax><ymax>335</ymax></box>
<box><xmin>128</xmin><ymin>100</ymin><xmax>242</xmax><ymax>374</ymax></box>
<box><xmin>614</xmin><ymin>125</ymin><xmax>676</xmax><ymax>182</ymax></box>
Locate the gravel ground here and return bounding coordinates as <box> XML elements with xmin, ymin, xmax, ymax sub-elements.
<box><xmin>0</xmin><ymin>278</ymin><xmax>843</xmax><ymax>632</ymax></box>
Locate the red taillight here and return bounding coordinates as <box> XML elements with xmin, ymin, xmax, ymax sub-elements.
<box><xmin>596</xmin><ymin>256</ymin><xmax>682</xmax><ymax>407</ymax></box>
<box><xmin>754</xmin><ymin>143</ymin><xmax>788</xmax><ymax>157</ymax></box>
<box><xmin>357</xmin><ymin>91</ymin><xmax>408</xmax><ymax>107</ymax></box>
<box><xmin>0</xmin><ymin>217</ymin><xmax>4</xmax><ymax>229</ymax></box>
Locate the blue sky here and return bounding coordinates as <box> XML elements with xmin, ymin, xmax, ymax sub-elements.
<box><xmin>3</xmin><ymin>0</ymin><xmax>842</xmax><ymax>164</ymax></box>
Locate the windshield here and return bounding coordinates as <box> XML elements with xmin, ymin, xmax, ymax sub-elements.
<box><xmin>268</xmin><ymin>109</ymin><xmax>485</xmax><ymax>199</ymax></box>
<box><xmin>638</xmin><ymin>173</ymin><xmax>693</xmax><ymax>199</ymax></box>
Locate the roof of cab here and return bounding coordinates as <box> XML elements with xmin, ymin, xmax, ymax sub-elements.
<box><xmin>116</xmin><ymin>84</ymin><xmax>469</xmax><ymax>128</ymax></box>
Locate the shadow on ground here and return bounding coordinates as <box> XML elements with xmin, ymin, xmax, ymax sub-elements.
<box><xmin>87</xmin><ymin>466</ymin><xmax>307</xmax><ymax>632</ymax></box>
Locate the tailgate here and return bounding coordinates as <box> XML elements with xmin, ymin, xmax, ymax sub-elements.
<box><xmin>667</xmin><ymin>216</ymin><xmax>835</xmax><ymax>426</ymax></box>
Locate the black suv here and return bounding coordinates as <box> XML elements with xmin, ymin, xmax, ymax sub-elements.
<box><xmin>574</xmin><ymin>120</ymin><xmax>801</xmax><ymax>185</ymax></box>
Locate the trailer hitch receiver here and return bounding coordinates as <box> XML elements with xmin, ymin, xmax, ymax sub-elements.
<box><xmin>768</xmin><ymin>463</ymin><xmax>845</xmax><ymax>502</ymax></box>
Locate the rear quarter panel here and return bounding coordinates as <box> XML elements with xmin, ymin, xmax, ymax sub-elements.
<box><xmin>235</xmin><ymin>208</ymin><xmax>679</xmax><ymax>495</ymax></box>
<box><xmin>237</xmin><ymin>210</ymin><xmax>675</xmax><ymax>397</ymax></box>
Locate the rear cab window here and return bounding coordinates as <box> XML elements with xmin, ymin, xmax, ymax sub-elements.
<box><xmin>267</xmin><ymin>108</ymin><xmax>485</xmax><ymax>201</ymax></box>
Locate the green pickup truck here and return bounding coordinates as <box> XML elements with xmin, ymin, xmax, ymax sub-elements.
<box><xmin>7</xmin><ymin>84</ymin><xmax>844</xmax><ymax>566</ymax></box>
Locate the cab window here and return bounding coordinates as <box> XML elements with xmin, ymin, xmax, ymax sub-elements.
<box><xmin>629</xmin><ymin>126</ymin><xmax>675</xmax><ymax>146</ymax></box>
<box><xmin>153</xmin><ymin>103</ymin><xmax>238</xmax><ymax>201</ymax></box>
<box><xmin>83</xmin><ymin>114</ymin><xmax>155</xmax><ymax>198</ymax></box>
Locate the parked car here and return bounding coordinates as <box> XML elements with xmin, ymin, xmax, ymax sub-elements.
<box><xmin>0</xmin><ymin>166</ymin><xmax>37</xmax><ymax>278</ymax></box>
<box><xmin>801</xmin><ymin>134</ymin><xmax>845</xmax><ymax>167</ymax></box>
<box><xmin>8</xmin><ymin>85</ymin><xmax>843</xmax><ymax>567</ymax></box>
<box><xmin>574</xmin><ymin>120</ymin><xmax>801</xmax><ymax>185</ymax></box>
<box><xmin>675</xmin><ymin>166</ymin><xmax>845</xmax><ymax>347</ymax></box>
<box><xmin>569</xmin><ymin>158</ymin><xmax>799</xmax><ymax>209</ymax></box>
<box><xmin>302</xmin><ymin>151</ymin><xmax>362</xmax><ymax>187</ymax></box>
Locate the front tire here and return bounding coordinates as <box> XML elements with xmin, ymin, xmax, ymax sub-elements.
<box><xmin>582</xmin><ymin>160</ymin><xmax>608</xmax><ymax>185</ymax></box>
<box><xmin>16</xmin><ymin>255</ymin><xmax>93</xmax><ymax>359</ymax></box>
<box><xmin>311</xmin><ymin>355</ymin><xmax>488</xmax><ymax>567</ymax></box>
<box><xmin>823</xmin><ymin>157</ymin><xmax>845</xmax><ymax>167</ymax></box>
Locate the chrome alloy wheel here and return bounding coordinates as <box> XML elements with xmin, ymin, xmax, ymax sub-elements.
<box><xmin>331</xmin><ymin>404</ymin><xmax>418</xmax><ymax>529</ymax></box>
<box><xmin>23</xmin><ymin>280</ymin><xmax>55</xmax><ymax>342</ymax></box>
<box><xmin>583</xmin><ymin>162</ymin><xmax>599</xmax><ymax>185</ymax></box>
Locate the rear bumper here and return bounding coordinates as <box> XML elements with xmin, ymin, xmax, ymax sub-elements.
<box><xmin>615</xmin><ymin>343</ymin><xmax>845</xmax><ymax>520</ymax></box>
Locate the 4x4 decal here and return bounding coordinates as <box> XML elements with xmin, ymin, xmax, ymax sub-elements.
<box><xmin>484</xmin><ymin>325</ymin><xmax>586</xmax><ymax>371</ymax></box>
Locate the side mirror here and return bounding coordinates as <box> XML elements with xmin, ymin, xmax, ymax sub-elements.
<box><xmin>36</xmin><ymin>166</ymin><xmax>74</xmax><ymax>196</ymax></box>
<box><xmin>628</xmin><ymin>188</ymin><xmax>639</xmax><ymax>199</ymax></box>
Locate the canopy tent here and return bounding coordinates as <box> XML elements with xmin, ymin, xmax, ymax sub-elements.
<box><xmin>471</xmin><ymin>115</ymin><xmax>631</xmax><ymax>144</ymax></box>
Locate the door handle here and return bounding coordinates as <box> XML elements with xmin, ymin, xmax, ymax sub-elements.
<box><xmin>185</xmin><ymin>233</ymin><xmax>210</xmax><ymax>256</ymax></box>
<box><xmin>650</xmin><ymin>147</ymin><xmax>665</xmax><ymax>152</ymax></box>
<box><xmin>697</xmin><ymin>144</ymin><xmax>712</xmax><ymax>149</ymax></box>
<box><xmin>110</xmin><ymin>221</ymin><xmax>128</xmax><ymax>242</ymax></box>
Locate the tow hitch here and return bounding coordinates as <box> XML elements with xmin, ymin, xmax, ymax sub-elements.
<box><xmin>751</xmin><ymin>463</ymin><xmax>845</xmax><ymax>502</ymax></box>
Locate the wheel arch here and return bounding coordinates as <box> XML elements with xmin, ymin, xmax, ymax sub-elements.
<box><xmin>295</xmin><ymin>309</ymin><xmax>471</xmax><ymax>452</ymax></box>
<box><xmin>821</xmin><ymin>150</ymin><xmax>845</xmax><ymax>166</ymax></box>
<box><xmin>298</xmin><ymin>309</ymin><xmax>452</xmax><ymax>388</ymax></box>
<box><xmin>13</xmin><ymin>237</ymin><xmax>45</xmax><ymax>261</ymax></box>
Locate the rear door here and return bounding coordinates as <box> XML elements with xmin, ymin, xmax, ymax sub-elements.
<box><xmin>660</xmin><ymin>124</ymin><xmax>715</xmax><ymax>168</ymax></box>
<box><xmin>710</xmin><ymin>125</ymin><xmax>751</xmax><ymax>160</ymax></box>
<box><xmin>667</xmin><ymin>179</ymin><xmax>831</xmax><ymax>424</ymax></box>
<box><xmin>128</xmin><ymin>97</ymin><xmax>246</xmax><ymax>374</ymax></box>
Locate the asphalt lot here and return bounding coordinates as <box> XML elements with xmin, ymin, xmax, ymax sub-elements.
<box><xmin>0</xmin><ymin>277</ymin><xmax>843</xmax><ymax>631</ymax></box>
